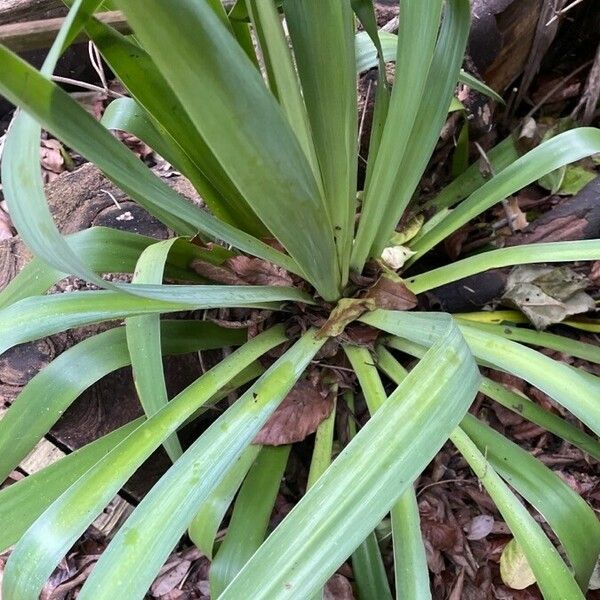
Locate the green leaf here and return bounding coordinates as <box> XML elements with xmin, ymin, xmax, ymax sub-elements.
<box><xmin>219</xmin><ymin>316</ymin><xmax>479</xmax><ymax>599</ymax></box>
<box><xmin>392</xmin><ymin>489</ymin><xmax>432</xmax><ymax>600</ymax></box>
<box><xmin>74</xmin><ymin>330</ymin><xmax>324</xmax><ymax>600</ymax></box>
<box><xmin>0</xmin><ymin>320</ymin><xmax>244</xmax><ymax>483</ymax></box>
<box><xmin>355</xmin><ymin>29</ymin><xmax>505</xmax><ymax>105</ymax></box>
<box><xmin>451</xmin><ymin>427</ymin><xmax>584</xmax><ymax>600</ymax></box>
<box><xmin>0</xmin><ymin>285</ymin><xmax>310</xmax><ymax>354</ymax></box>
<box><xmin>81</xmin><ymin>15</ymin><xmax>263</xmax><ymax>233</ymax></box>
<box><xmin>382</xmin><ymin>338</ymin><xmax>600</xmax><ymax>461</ymax></box>
<box><xmin>126</xmin><ymin>240</ymin><xmax>187</xmax><ymax>462</ymax></box>
<box><xmin>115</xmin><ymin>0</ymin><xmax>340</xmax><ymax>299</ymax></box>
<box><xmin>188</xmin><ymin>445</ymin><xmax>260</xmax><ymax>558</ymax></box>
<box><xmin>2</xmin><ymin>327</ymin><xmax>289</xmax><ymax>600</ymax></box>
<box><xmin>0</xmin><ymin>45</ymin><xmax>300</xmax><ymax>276</ymax></box>
<box><xmin>343</xmin><ymin>348</ymin><xmax>392</xmax><ymax>600</ymax></box>
<box><xmin>0</xmin><ymin>226</ymin><xmax>223</xmax><ymax>310</ymax></box>
<box><xmin>210</xmin><ymin>445</ymin><xmax>291</xmax><ymax>597</ymax></box>
<box><xmin>363</xmin><ymin>311</ymin><xmax>600</xmax><ymax>436</ymax></box>
<box><xmin>453</xmin><ymin>319</ymin><xmax>600</xmax><ymax>364</ymax></box>
<box><xmin>353</xmin><ymin>0</ymin><xmax>471</xmax><ymax>270</ymax></box>
<box><xmin>409</xmin><ymin>128</ymin><xmax>600</xmax><ymax>264</ymax></box>
<box><xmin>462</xmin><ymin>414</ymin><xmax>600</xmax><ymax>589</ymax></box>
<box><xmin>306</xmin><ymin>396</ymin><xmax>337</xmax><ymax>490</ymax></box>
<box><xmin>283</xmin><ymin>0</ymin><xmax>357</xmax><ymax>284</ymax></box>
<box><xmin>352</xmin><ymin>533</ymin><xmax>393</xmax><ymax>600</ymax></box>
<box><xmin>407</xmin><ymin>240</ymin><xmax>600</xmax><ymax>294</ymax></box>
<box><xmin>417</xmin><ymin>135</ymin><xmax>520</xmax><ymax>215</ymax></box>
<box><xmin>369</xmin><ymin>346</ymin><xmax>432</xmax><ymax>600</ymax></box>
<box><xmin>0</xmin><ymin>419</ymin><xmax>142</xmax><ymax>553</ymax></box>
<box><xmin>246</xmin><ymin>0</ymin><xmax>318</xmax><ymax>177</ymax></box>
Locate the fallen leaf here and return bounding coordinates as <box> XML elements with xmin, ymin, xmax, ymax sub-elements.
<box><xmin>0</xmin><ymin>208</ymin><xmax>13</xmax><ymax>240</ymax></box>
<box><xmin>421</xmin><ymin>518</ymin><xmax>460</xmax><ymax>552</ymax></box>
<box><xmin>465</xmin><ymin>515</ymin><xmax>495</xmax><ymax>540</ymax></box>
<box><xmin>365</xmin><ymin>273</ymin><xmax>418</xmax><ymax>311</ymax></box>
<box><xmin>590</xmin><ymin>261</ymin><xmax>600</xmax><ymax>286</ymax></box>
<box><xmin>500</xmin><ymin>539</ymin><xmax>536</xmax><ymax>590</ymax></box>
<box><xmin>150</xmin><ymin>559</ymin><xmax>192</xmax><ymax>597</ymax></box>
<box><xmin>381</xmin><ymin>245</ymin><xmax>417</xmax><ymax>270</ymax></box>
<box><xmin>40</xmin><ymin>139</ymin><xmax>66</xmax><ymax>182</ymax></box>
<box><xmin>505</xmin><ymin>197</ymin><xmax>529</xmax><ymax>231</ymax></box>
<box><xmin>227</xmin><ymin>256</ymin><xmax>293</xmax><ymax>287</ymax></box>
<box><xmin>317</xmin><ymin>298</ymin><xmax>376</xmax><ymax>339</ymax></box>
<box><xmin>324</xmin><ymin>574</ymin><xmax>355</xmax><ymax>600</ymax></box>
<box><xmin>502</xmin><ymin>266</ymin><xmax>595</xmax><ymax>329</ymax></box>
<box><xmin>253</xmin><ymin>379</ymin><xmax>335</xmax><ymax>446</ymax></box>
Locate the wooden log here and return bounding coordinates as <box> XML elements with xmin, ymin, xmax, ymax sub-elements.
<box><xmin>0</xmin><ymin>10</ymin><xmax>129</xmax><ymax>52</ymax></box>
<box><xmin>0</xmin><ymin>0</ymin><xmax>64</xmax><ymax>25</ymax></box>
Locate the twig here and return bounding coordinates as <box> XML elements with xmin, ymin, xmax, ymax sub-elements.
<box><xmin>546</xmin><ymin>0</ymin><xmax>586</xmax><ymax>25</ymax></box>
<box><xmin>51</xmin><ymin>75</ymin><xmax>124</xmax><ymax>98</ymax></box>
<box><xmin>524</xmin><ymin>59</ymin><xmax>593</xmax><ymax>119</ymax></box>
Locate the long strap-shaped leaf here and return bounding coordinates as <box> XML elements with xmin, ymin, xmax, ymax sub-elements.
<box><xmin>453</xmin><ymin>319</ymin><xmax>600</xmax><ymax>364</ymax></box>
<box><xmin>218</xmin><ymin>316</ymin><xmax>479</xmax><ymax>600</ymax></box>
<box><xmin>0</xmin><ymin>321</ymin><xmax>243</xmax><ymax>483</ymax></box>
<box><xmin>246</xmin><ymin>0</ymin><xmax>319</xmax><ymax>179</ymax></box>
<box><xmin>0</xmin><ymin>226</ymin><xmax>227</xmax><ymax>310</ymax></box>
<box><xmin>0</xmin><ymin>45</ymin><xmax>302</xmax><ymax>278</ymax></box>
<box><xmin>407</xmin><ymin>240</ymin><xmax>600</xmax><ymax>294</ymax></box>
<box><xmin>374</xmin><ymin>346</ymin><xmax>435</xmax><ymax>600</ymax></box>
<box><xmin>114</xmin><ymin>0</ymin><xmax>340</xmax><ymax>300</ymax></box>
<box><xmin>408</xmin><ymin>128</ymin><xmax>600</xmax><ymax>264</ymax></box>
<box><xmin>462</xmin><ymin>415</ymin><xmax>600</xmax><ymax>590</ymax></box>
<box><xmin>283</xmin><ymin>0</ymin><xmax>357</xmax><ymax>284</ymax></box>
<box><xmin>352</xmin><ymin>0</ymin><xmax>470</xmax><ymax>271</ymax></box>
<box><xmin>362</xmin><ymin>311</ymin><xmax>600</xmax><ymax>436</ymax></box>
<box><xmin>377</xmin><ymin>345</ymin><xmax>598</xmax><ymax>592</ymax></box>
<box><xmin>72</xmin><ymin>330</ymin><xmax>325</xmax><ymax>600</ymax></box>
<box><xmin>210</xmin><ymin>445</ymin><xmax>291</xmax><ymax>597</ymax></box>
<box><xmin>126</xmin><ymin>240</ymin><xmax>191</xmax><ymax>462</ymax></box>
<box><xmin>451</xmin><ymin>428</ymin><xmax>584</xmax><ymax>599</ymax></box>
<box><xmin>0</xmin><ymin>419</ymin><xmax>143</xmax><ymax>553</ymax></box>
<box><xmin>345</xmin><ymin>347</ymin><xmax>394</xmax><ymax>600</ymax></box>
<box><xmin>188</xmin><ymin>445</ymin><xmax>261</xmax><ymax>558</ymax></box>
<box><xmin>0</xmin><ymin>285</ymin><xmax>309</xmax><ymax>354</ymax></box>
<box><xmin>2</xmin><ymin>327</ymin><xmax>289</xmax><ymax>600</ymax></box>
<box><xmin>382</xmin><ymin>338</ymin><xmax>600</xmax><ymax>461</ymax></box>
<box><xmin>79</xmin><ymin>15</ymin><xmax>264</xmax><ymax>234</ymax></box>
<box><xmin>351</xmin><ymin>0</ymin><xmax>444</xmax><ymax>270</ymax></box>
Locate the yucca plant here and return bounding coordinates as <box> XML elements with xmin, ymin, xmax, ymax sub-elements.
<box><xmin>0</xmin><ymin>0</ymin><xmax>599</xmax><ymax>598</ymax></box>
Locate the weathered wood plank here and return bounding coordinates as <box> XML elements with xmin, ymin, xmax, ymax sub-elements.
<box><xmin>0</xmin><ymin>10</ymin><xmax>129</xmax><ymax>52</ymax></box>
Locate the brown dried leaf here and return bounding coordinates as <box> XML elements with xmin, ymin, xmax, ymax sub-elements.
<box><xmin>465</xmin><ymin>515</ymin><xmax>495</xmax><ymax>541</ymax></box>
<box><xmin>506</xmin><ymin>197</ymin><xmax>529</xmax><ymax>231</ymax></box>
<box><xmin>0</xmin><ymin>208</ymin><xmax>13</xmax><ymax>241</ymax></box>
<box><xmin>150</xmin><ymin>559</ymin><xmax>192</xmax><ymax>597</ymax></box>
<box><xmin>590</xmin><ymin>261</ymin><xmax>600</xmax><ymax>286</ymax></box>
<box><xmin>365</xmin><ymin>273</ymin><xmax>418</xmax><ymax>311</ymax></box>
<box><xmin>323</xmin><ymin>574</ymin><xmax>355</xmax><ymax>600</ymax></box>
<box><xmin>190</xmin><ymin>260</ymin><xmax>246</xmax><ymax>285</ymax></box>
<box><xmin>318</xmin><ymin>298</ymin><xmax>376</xmax><ymax>339</ymax></box>
<box><xmin>253</xmin><ymin>379</ymin><xmax>335</xmax><ymax>446</ymax></box>
<box><xmin>40</xmin><ymin>139</ymin><xmax>65</xmax><ymax>175</ymax></box>
<box><xmin>421</xmin><ymin>518</ymin><xmax>460</xmax><ymax>552</ymax></box>
<box><xmin>227</xmin><ymin>256</ymin><xmax>293</xmax><ymax>287</ymax></box>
